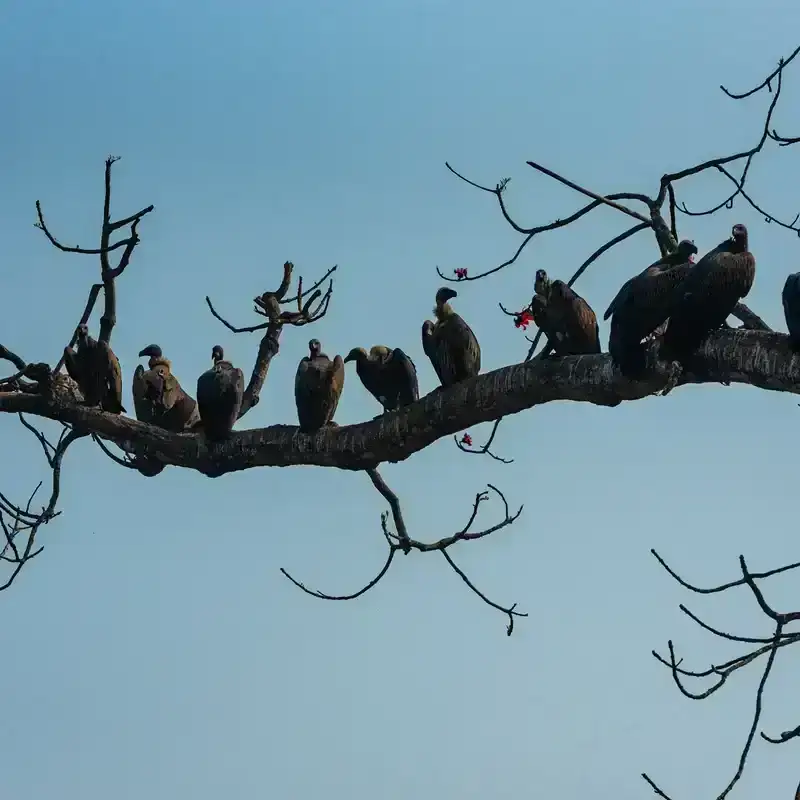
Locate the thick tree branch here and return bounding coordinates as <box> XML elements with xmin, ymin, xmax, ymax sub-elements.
<box><xmin>1</xmin><ymin>328</ymin><xmax>797</xmax><ymax>474</ymax></box>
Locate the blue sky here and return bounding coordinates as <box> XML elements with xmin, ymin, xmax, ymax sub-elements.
<box><xmin>3</xmin><ymin>1</ymin><xmax>800</xmax><ymax>797</ymax></box>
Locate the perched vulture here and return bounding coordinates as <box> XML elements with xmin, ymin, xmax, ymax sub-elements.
<box><xmin>603</xmin><ymin>239</ymin><xmax>698</xmax><ymax>322</ymax></box>
<box><xmin>661</xmin><ymin>224</ymin><xmax>756</xmax><ymax>363</ymax></box>
<box><xmin>607</xmin><ymin>261</ymin><xmax>696</xmax><ymax>378</ymax></box>
<box><xmin>295</xmin><ymin>339</ymin><xmax>345</xmax><ymax>433</ymax></box>
<box><xmin>530</xmin><ymin>270</ymin><xmax>600</xmax><ymax>356</ymax></box>
<box><xmin>63</xmin><ymin>324</ymin><xmax>125</xmax><ymax>413</ymax></box>
<box><xmin>343</xmin><ymin>345</ymin><xmax>419</xmax><ymax>412</ymax></box>
<box><xmin>782</xmin><ymin>273</ymin><xmax>800</xmax><ymax>351</ymax></box>
<box><xmin>421</xmin><ymin>287</ymin><xmax>481</xmax><ymax>388</ymax></box>
<box><xmin>196</xmin><ymin>345</ymin><xmax>245</xmax><ymax>441</ymax></box>
<box><xmin>132</xmin><ymin>344</ymin><xmax>200</xmax><ymax>432</ymax></box>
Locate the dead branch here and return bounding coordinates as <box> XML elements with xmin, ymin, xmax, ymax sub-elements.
<box><xmin>281</xmin><ymin>476</ymin><xmax>525</xmax><ymax>634</ymax></box>
<box><xmin>0</xmin><ymin>421</ymin><xmax>85</xmax><ymax>590</ymax></box>
<box><xmin>204</xmin><ymin>261</ymin><xmax>336</xmax><ymax>420</ymax></box>
<box><xmin>644</xmin><ymin>551</ymin><xmax>800</xmax><ymax>798</ymax></box>
<box><xmin>453</xmin><ymin>420</ymin><xmax>513</xmax><ymax>464</ymax></box>
<box><xmin>35</xmin><ymin>157</ymin><xmax>153</xmax><ymax>351</ymax></box>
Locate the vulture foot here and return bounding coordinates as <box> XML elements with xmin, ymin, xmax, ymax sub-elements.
<box><xmin>659</xmin><ymin>361</ymin><xmax>683</xmax><ymax>397</ymax></box>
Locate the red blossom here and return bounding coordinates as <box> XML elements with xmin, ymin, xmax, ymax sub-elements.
<box><xmin>513</xmin><ymin>310</ymin><xmax>535</xmax><ymax>330</ymax></box>
<box><xmin>454</xmin><ymin>268</ymin><xmax>468</xmax><ymax>280</ymax></box>
<box><xmin>461</xmin><ymin>433</ymin><xmax>473</xmax><ymax>447</ymax></box>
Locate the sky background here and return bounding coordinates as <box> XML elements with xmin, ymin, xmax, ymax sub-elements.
<box><xmin>2</xmin><ymin>1</ymin><xmax>800</xmax><ymax>798</ymax></box>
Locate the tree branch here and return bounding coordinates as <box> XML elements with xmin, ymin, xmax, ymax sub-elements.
<box><xmin>1</xmin><ymin>328</ymin><xmax>797</xmax><ymax>474</ymax></box>
<box><xmin>280</xmin><ymin>476</ymin><xmax>525</xmax><ymax>633</ymax></box>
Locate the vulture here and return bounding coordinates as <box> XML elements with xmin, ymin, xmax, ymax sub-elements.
<box><xmin>530</xmin><ymin>270</ymin><xmax>601</xmax><ymax>356</ymax></box>
<box><xmin>661</xmin><ymin>224</ymin><xmax>756</xmax><ymax>364</ymax></box>
<box><xmin>132</xmin><ymin>344</ymin><xmax>200</xmax><ymax>432</ymax></box>
<box><xmin>295</xmin><ymin>339</ymin><xmax>345</xmax><ymax>433</ymax></box>
<box><xmin>343</xmin><ymin>346</ymin><xmax>419</xmax><ymax>412</ymax></box>
<box><xmin>603</xmin><ymin>239</ymin><xmax>698</xmax><ymax>322</ymax></box>
<box><xmin>22</xmin><ymin>363</ymin><xmax>83</xmax><ymax>405</ymax></box>
<box><xmin>421</xmin><ymin>287</ymin><xmax>481</xmax><ymax>388</ymax></box>
<box><xmin>607</xmin><ymin>261</ymin><xmax>696</xmax><ymax>378</ymax></box>
<box><xmin>63</xmin><ymin>324</ymin><xmax>125</xmax><ymax>413</ymax></box>
<box><xmin>782</xmin><ymin>272</ymin><xmax>800</xmax><ymax>351</ymax></box>
<box><xmin>196</xmin><ymin>345</ymin><xmax>245</xmax><ymax>441</ymax></box>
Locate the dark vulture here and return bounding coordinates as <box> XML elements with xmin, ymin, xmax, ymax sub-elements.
<box><xmin>529</xmin><ymin>269</ymin><xmax>601</xmax><ymax>356</ymax></box>
<box><xmin>421</xmin><ymin>287</ymin><xmax>481</xmax><ymax>388</ymax></box>
<box><xmin>132</xmin><ymin>344</ymin><xmax>200</xmax><ymax>432</ymax></box>
<box><xmin>783</xmin><ymin>273</ymin><xmax>800</xmax><ymax>351</ymax></box>
<box><xmin>63</xmin><ymin>324</ymin><xmax>126</xmax><ymax>413</ymax></box>
<box><xmin>607</xmin><ymin>261</ymin><xmax>696</xmax><ymax>378</ymax></box>
<box><xmin>661</xmin><ymin>224</ymin><xmax>756</xmax><ymax>364</ymax></box>
<box><xmin>196</xmin><ymin>345</ymin><xmax>245</xmax><ymax>441</ymax></box>
<box><xmin>22</xmin><ymin>363</ymin><xmax>83</xmax><ymax>405</ymax></box>
<box><xmin>603</xmin><ymin>239</ymin><xmax>698</xmax><ymax>322</ymax></box>
<box><xmin>343</xmin><ymin>345</ymin><xmax>419</xmax><ymax>412</ymax></box>
<box><xmin>295</xmin><ymin>339</ymin><xmax>345</xmax><ymax>433</ymax></box>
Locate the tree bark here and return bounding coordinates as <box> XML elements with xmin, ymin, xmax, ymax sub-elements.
<box><xmin>1</xmin><ymin>329</ymin><xmax>795</xmax><ymax>475</ymax></box>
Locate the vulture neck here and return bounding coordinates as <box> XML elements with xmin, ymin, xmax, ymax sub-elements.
<box><xmin>434</xmin><ymin>302</ymin><xmax>454</xmax><ymax>321</ymax></box>
<box><xmin>149</xmin><ymin>356</ymin><xmax>171</xmax><ymax>371</ymax></box>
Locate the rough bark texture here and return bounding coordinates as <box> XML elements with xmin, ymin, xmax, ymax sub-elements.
<box><xmin>1</xmin><ymin>329</ymin><xmax>794</xmax><ymax>475</ymax></box>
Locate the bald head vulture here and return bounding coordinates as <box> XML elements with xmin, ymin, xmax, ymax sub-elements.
<box><xmin>421</xmin><ymin>287</ymin><xmax>481</xmax><ymax>388</ymax></box>
<box><xmin>295</xmin><ymin>339</ymin><xmax>345</xmax><ymax>433</ymax></box>
<box><xmin>343</xmin><ymin>345</ymin><xmax>419</xmax><ymax>412</ymax></box>
<box><xmin>661</xmin><ymin>224</ymin><xmax>755</xmax><ymax>365</ymax></box>
<box><xmin>529</xmin><ymin>270</ymin><xmax>600</xmax><ymax>356</ymax></box>
<box><xmin>603</xmin><ymin>239</ymin><xmax>698</xmax><ymax>322</ymax></box>
<box><xmin>607</xmin><ymin>260</ymin><xmax>696</xmax><ymax>379</ymax></box>
<box><xmin>133</xmin><ymin>344</ymin><xmax>200</xmax><ymax>432</ymax></box>
<box><xmin>196</xmin><ymin>345</ymin><xmax>245</xmax><ymax>441</ymax></box>
<box><xmin>63</xmin><ymin>324</ymin><xmax>125</xmax><ymax>413</ymax></box>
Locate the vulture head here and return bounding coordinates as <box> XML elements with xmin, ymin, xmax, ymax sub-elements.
<box><xmin>435</xmin><ymin>287</ymin><xmax>458</xmax><ymax>306</ymax></box>
<box><xmin>211</xmin><ymin>345</ymin><xmax>225</xmax><ymax>364</ymax></box>
<box><xmin>308</xmin><ymin>339</ymin><xmax>322</xmax><ymax>359</ymax></box>
<box><xmin>343</xmin><ymin>347</ymin><xmax>367</xmax><ymax>364</ymax></box>
<box><xmin>534</xmin><ymin>269</ymin><xmax>551</xmax><ymax>297</ymax></box>
<box><xmin>731</xmin><ymin>224</ymin><xmax>748</xmax><ymax>251</ymax></box>
<box><xmin>138</xmin><ymin>344</ymin><xmax>163</xmax><ymax>359</ymax></box>
<box><xmin>677</xmin><ymin>239</ymin><xmax>699</xmax><ymax>263</ymax></box>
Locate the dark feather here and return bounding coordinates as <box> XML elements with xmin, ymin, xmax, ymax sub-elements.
<box><xmin>345</xmin><ymin>346</ymin><xmax>419</xmax><ymax>412</ymax></box>
<box><xmin>661</xmin><ymin>225</ymin><xmax>755</xmax><ymax>363</ymax></box>
<box><xmin>196</xmin><ymin>346</ymin><xmax>245</xmax><ymax>441</ymax></box>
<box><xmin>607</xmin><ymin>262</ymin><xmax>695</xmax><ymax>378</ymax></box>
<box><xmin>603</xmin><ymin>239</ymin><xmax>698</xmax><ymax>321</ymax></box>
<box><xmin>295</xmin><ymin>340</ymin><xmax>346</xmax><ymax>432</ymax></box>
<box><xmin>783</xmin><ymin>272</ymin><xmax>800</xmax><ymax>350</ymax></box>
<box><xmin>63</xmin><ymin>325</ymin><xmax>126</xmax><ymax>413</ymax></box>
<box><xmin>548</xmin><ymin>281</ymin><xmax>601</xmax><ymax>355</ymax></box>
<box><xmin>422</xmin><ymin>288</ymin><xmax>481</xmax><ymax>388</ymax></box>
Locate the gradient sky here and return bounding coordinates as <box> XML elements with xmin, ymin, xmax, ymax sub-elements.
<box><xmin>3</xmin><ymin>1</ymin><xmax>800</xmax><ymax>798</ymax></box>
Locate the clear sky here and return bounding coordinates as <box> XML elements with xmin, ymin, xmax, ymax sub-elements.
<box><xmin>3</xmin><ymin>1</ymin><xmax>800</xmax><ymax>798</ymax></box>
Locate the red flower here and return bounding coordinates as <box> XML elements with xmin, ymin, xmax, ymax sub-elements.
<box><xmin>454</xmin><ymin>268</ymin><xmax>468</xmax><ymax>280</ymax></box>
<box><xmin>461</xmin><ymin>433</ymin><xmax>473</xmax><ymax>447</ymax></box>
<box><xmin>514</xmin><ymin>310</ymin><xmax>535</xmax><ymax>330</ymax></box>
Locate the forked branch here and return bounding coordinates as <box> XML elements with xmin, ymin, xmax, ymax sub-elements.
<box><xmin>281</xmin><ymin>475</ymin><xmax>526</xmax><ymax>634</ymax></box>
